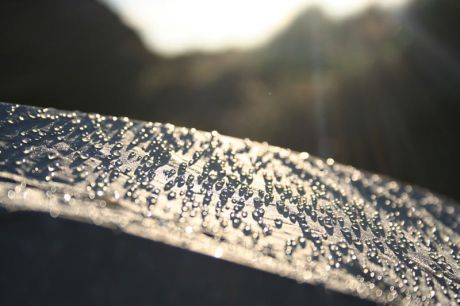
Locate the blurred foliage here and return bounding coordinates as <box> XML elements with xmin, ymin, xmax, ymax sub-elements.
<box><xmin>0</xmin><ymin>0</ymin><xmax>459</xmax><ymax>200</ymax></box>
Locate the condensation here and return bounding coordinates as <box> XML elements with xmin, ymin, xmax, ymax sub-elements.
<box><xmin>0</xmin><ymin>102</ymin><xmax>459</xmax><ymax>305</ymax></box>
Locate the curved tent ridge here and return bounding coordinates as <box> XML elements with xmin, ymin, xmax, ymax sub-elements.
<box><xmin>0</xmin><ymin>102</ymin><xmax>459</xmax><ymax>305</ymax></box>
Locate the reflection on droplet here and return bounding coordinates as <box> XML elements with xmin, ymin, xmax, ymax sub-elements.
<box><xmin>214</xmin><ymin>247</ymin><xmax>224</xmax><ymax>258</ymax></box>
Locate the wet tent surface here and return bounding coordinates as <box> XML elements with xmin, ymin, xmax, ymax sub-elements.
<box><xmin>0</xmin><ymin>102</ymin><xmax>459</xmax><ymax>304</ymax></box>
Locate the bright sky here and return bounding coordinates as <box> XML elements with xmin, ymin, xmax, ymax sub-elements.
<box><xmin>103</xmin><ymin>0</ymin><xmax>408</xmax><ymax>56</ymax></box>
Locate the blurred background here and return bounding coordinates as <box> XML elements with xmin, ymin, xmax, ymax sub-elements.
<box><xmin>0</xmin><ymin>0</ymin><xmax>459</xmax><ymax>201</ymax></box>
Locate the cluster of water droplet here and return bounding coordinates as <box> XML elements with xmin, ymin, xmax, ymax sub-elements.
<box><xmin>1</xmin><ymin>102</ymin><xmax>460</xmax><ymax>305</ymax></box>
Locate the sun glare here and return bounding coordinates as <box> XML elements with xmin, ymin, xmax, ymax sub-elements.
<box><xmin>103</xmin><ymin>0</ymin><xmax>408</xmax><ymax>55</ymax></box>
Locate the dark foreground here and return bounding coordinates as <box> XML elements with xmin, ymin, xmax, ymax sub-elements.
<box><xmin>0</xmin><ymin>211</ymin><xmax>374</xmax><ymax>306</ymax></box>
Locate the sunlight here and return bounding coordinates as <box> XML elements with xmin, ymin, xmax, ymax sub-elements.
<box><xmin>103</xmin><ymin>0</ymin><xmax>409</xmax><ymax>55</ymax></box>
